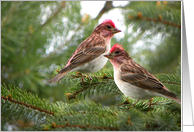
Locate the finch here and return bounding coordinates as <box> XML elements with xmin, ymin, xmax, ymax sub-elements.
<box><xmin>47</xmin><ymin>19</ymin><xmax>121</xmax><ymax>83</ymax></box>
<box><xmin>104</xmin><ymin>44</ymin><xmax>181</xmax><ymax>106</ymax></box>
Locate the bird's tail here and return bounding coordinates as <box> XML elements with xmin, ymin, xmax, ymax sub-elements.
<box><xmin>46</xmin><ymin>72</ymin><xmax>67</xmax><ymax>83</ymax></box>
<box><xmin>167</xmin><ymin>95</ymin><xmax>181</xmax><ymax>104</ymax></box>
<box><xmin>163</xmin><ymin>90</ymin><xmax>181</xmax><ymax>104</ymax></box>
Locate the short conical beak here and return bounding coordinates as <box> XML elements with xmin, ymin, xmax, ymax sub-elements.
<box><xmin>112</xmin><ymin>27</ymin><xmax>121</xmax><ymax>34</ymax></box>
<box><xmin>104</xmin><ymin>52</ymin><xmax>113</xmax><ymax>59</ymax></box>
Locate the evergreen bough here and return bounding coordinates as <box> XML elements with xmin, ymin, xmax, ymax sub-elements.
<box><xmin>1</xmin><ymin>69</ymin><xmax>181</xmax><ymax>131</ymax></box>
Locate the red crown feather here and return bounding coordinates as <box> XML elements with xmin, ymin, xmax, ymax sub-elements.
<box><xmin>110</xmin><ymin>44</ymin><xmax>124</xmax><ymax>52</ymax></box>
<box><xmin>102</xmin><ymin>19</ymin><xmax>115</xmax><ymax>27</ymax></box>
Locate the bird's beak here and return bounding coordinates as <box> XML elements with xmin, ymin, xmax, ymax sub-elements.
<box><xmin>112</xmin><ymin>27</ymin><xmax>121</xmax><ymax>34</ymax></box>
<box><xmin>104</xmin><ymin>52</ymin><xmax>114</xmax><ymax>59</ymax></box>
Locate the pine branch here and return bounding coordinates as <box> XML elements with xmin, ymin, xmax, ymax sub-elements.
<box><xmin>65</xmin><ymin>71</ymin><xmax>114</xmax><ymax>100</ymax></box>
<box><xmin>24</xmin><ymin>101</ymin><xmax>121</xmax><ymax>131</ymax></box>
<box><xmin>63</xmin><ymin>70</ymin><xmax>119</xmax><ymax>101</ymax></box>
<box><xmin>155</xmin><ymin>74</ymin><xmax>181</xmax><ymax>85</ymax></box>
<box><xmin>129</xmin><ymin>12</ymin><xmax>181</xmax><ymax>28</ymax></box>
<box><xmin>1</xmin><ymin>95</ymin><xmax>54</xmax><ymax>116</ymax></box>
<box><xmin>1</xmin><ymin>75</ymin><xmax>181</xmax><ymax>131</ymax></box>
<box><xmin>1</xmin><ymin>96</ymin><xmax>53</xmax><ymax>129</ymax></box>
<box><xmin>61</xmin><ymin>69</ymin><xmax>180</xmax><ymax>101</ymax></box>
<box><xmin>1</xmin><ymin>84</ymin><xmax>56</xmax><ymax>116</ymax></box>
<box><xmin>66</xmin><ymin>81</ymin><xmax>114</xmax><ymax>100</ymax></box>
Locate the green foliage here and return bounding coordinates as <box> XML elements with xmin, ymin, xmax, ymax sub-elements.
<box><xmin>118</xmin><ymin>109</ymin><xmax>146</xmax><ymax>131</ymax></box>
<box><xmin>155</xmin><ymin>74</ymin><xmax>181</xmax><ymax>85</ymax></box>
<box><xmin>145</xmin><ymin>103</ymin><xmax>181</xmax><ymax>131</ymax></box>
<box><xmin>121</xmin><ymin>1</ymin><xmax>181</xmax><ymax>73</ymax></box>
<box><xmin>1</xmin><ymin>69</ymin><xmax>181</xmax><ymax>131</ymax></box>
<box><xmin>1</xmin><ymin>1</ymin><xmax>89</xmax><ymax>100</ymax></box>
<box><xmin>1</xmin><ymin>84</ymin><xmax>56</xmax><ymax>114</ymax></box>
<box><xmin>1</xmin><ymin>1</ymin><xmax>181</xmax><ymax>131</ymax></box>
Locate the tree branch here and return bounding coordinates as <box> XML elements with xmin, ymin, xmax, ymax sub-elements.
<box><xmin>94</xmin><ymin>1</ymin><xmax>114</xmax><ymax>21</ymax></box>
<box><xmin>129</xmin><ymin>13</ymin><xmax>181</xmax><ymax>29</ymax></box>
<box><xmin>94</xmin><ymin>1</ymin><xmax>127</xmax><ymax>21</ymax></box>
<box><xmin>1</xmin><ymin>95</ymin><xmax>54</xmax><ymax>116</ymax></box>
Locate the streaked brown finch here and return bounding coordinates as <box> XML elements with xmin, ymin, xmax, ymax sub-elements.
<box><xmin>104</xmin><ymin>44</ymin><xmax>181</xmax><ymax>106</ymax></box>
<box><xmin>47</xmin><ymin>19</ymin><xmax>121</xmax><ymax>83</ymax></box>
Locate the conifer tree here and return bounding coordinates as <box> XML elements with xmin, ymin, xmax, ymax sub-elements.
<box><xmin>1</xmin><ymin>1</ymin><xmax>181</xmax><ymax>131</ymax></box>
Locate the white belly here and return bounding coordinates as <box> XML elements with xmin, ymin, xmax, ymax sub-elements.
<box><xmin>73</xmin><ymin>54</ymin><xmax>108</xmax><ymax>73</ymax></box>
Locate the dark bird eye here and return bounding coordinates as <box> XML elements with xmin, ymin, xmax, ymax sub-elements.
<box><xmin>107</xmin><ymin>25</ymin><xmax>111</xmax><ymax>29</ymax></box>
<box><xmin>115</xmin><ymin>51</ymin><xmax>119</xmax><ymax>54</ymax></box>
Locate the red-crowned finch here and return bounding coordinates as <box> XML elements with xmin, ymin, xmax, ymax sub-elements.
<box><xmin>104</xmin><ymin>44</ymin><xmax>181</xmax><ymax>106</ymax></box>
<box><xmin>47</xmin><ymin>19</ymin><xmax>121</xmax><ymax>83</ymax></box>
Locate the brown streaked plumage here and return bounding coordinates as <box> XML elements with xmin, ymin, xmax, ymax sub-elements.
<box><xmin>46</xmin><ymin>20</ymin><xmax>121</xmax><ymax>83</ymax></box>
<box><xmin>104</xmin><ymin>44</ymin><xmax>181</xmax><ymax>106</ymax></box>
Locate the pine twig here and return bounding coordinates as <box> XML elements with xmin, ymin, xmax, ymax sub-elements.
<box><xmin>129</xmin><ymin>12</ymin><xmax>181</xmax><ymax>28</ymax></box>
<box><xmin>66</xmin><ymin>81</ymin><xmax>108</xmax><ymax>100</ymax></box>
<box><xmin>66</xmin><ymin>73</ymin><xmax>114</xmax><ymax>100</ymax></box>
<box><xmin>1</xmin><ymin>95</ymin><xmax>54</xmax><ymax>116</ymax></box>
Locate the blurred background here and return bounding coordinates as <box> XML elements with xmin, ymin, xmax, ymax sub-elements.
<box><xmin>1</xmin><ymin>1</ymin><xmax>181</xmax><ymax>102</ymax></box>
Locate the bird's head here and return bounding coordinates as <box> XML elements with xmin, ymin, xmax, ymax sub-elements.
<box><xmin>94</xmin><ymin>19</ymin><xmax>121</xmax><ymax>38</ymax></box>
<box><xmin>104</xmin><ymin>44</ymin><xmax>131</xmax><ymax>63</ymax></box>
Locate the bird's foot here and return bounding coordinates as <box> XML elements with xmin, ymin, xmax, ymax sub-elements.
<box><xmin>87</xmin><ymin>73</ymin><xmax>93</xmax><ymax>83</ymax></box>
<box><xmin>132</xmin><ymin>99</ymin><xmax>140</xmax><ymax>108</ymax></box>
<box><xmin>77</xmin><ymin>73</ymin><xmax>86</xmax><ymax>84</ymax></box>
<box><xmin>147</xmin><ymin>98</ymin><xmax>154</xmax><ymax>110</ymax></box>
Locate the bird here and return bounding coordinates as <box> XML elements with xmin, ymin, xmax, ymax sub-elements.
<box><xmin>46</xmin><ymin>19</ymin><xmax>121</xmax><ymax>83</ymax></box>
<box><xmin>104</xmin><ymin>44</ymin><xmax>181</xmax><ymax>107</ymax></box>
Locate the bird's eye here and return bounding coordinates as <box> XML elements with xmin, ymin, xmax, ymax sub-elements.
<box><xmin>115</xmin><ymin>51</ymin><xmax>119</xmax><ymax>54</ymax></box>
<box><xmin>107</xmin><ymin>25</ymin><xmax>111</xmax><ymax>29</ymax></box>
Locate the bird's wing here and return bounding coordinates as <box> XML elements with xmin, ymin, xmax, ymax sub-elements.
<box><xmin>69</xmin><ymin>45</ymin><xmax>106</xmax><ymax>64</ymax></box>
<box><xmin>59</xmin><ymin>34</ymin><xmax>107</xmax><ymax>73</ymax></box>
<box><xmin>120</xmin><ymin>61</ymin><xmax>169</xmax><ymax>94</ymax></box>
<box><xmin>120</xmin><ymin>61</ymin><xmax>180</xmax><ymax>102</ymax></box>
<box><xmin>69</xmin><ymin>35</ymin><xmax>106</xmax><ymax>64</ymax></box>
